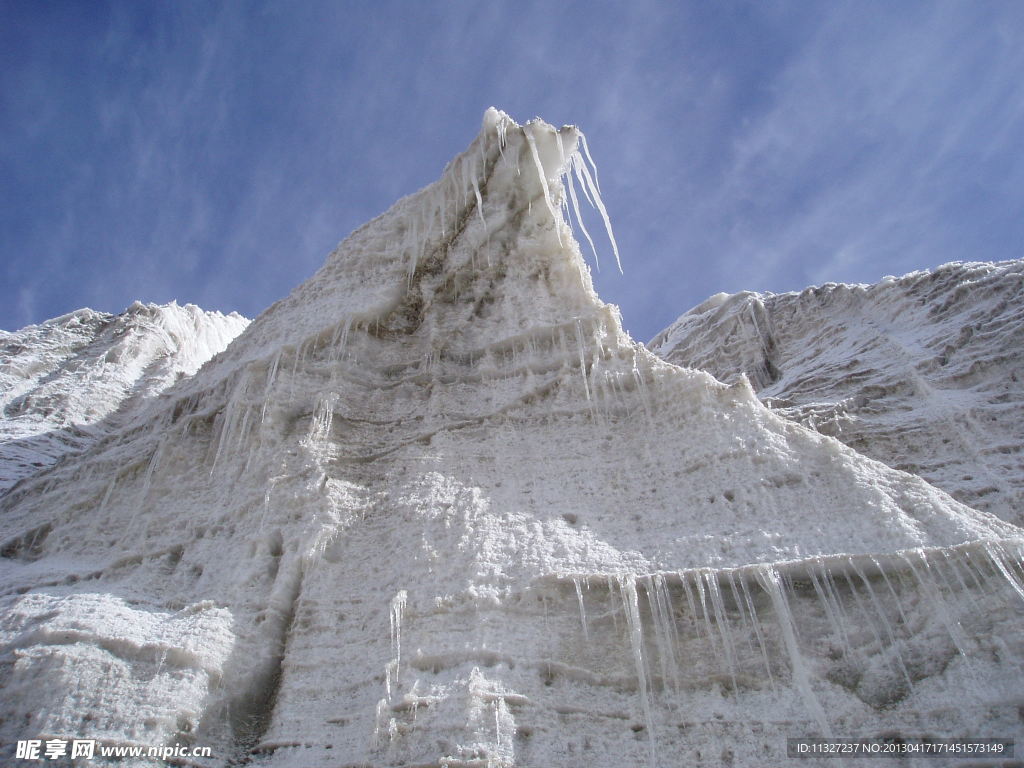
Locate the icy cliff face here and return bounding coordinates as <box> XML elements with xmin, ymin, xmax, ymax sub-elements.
<box><xmin>649</xmin><ymin>261</ymin><xmax>1024</xmax><ymax>526</ymax></box>
<box><xmin>1</xmin><ymin>111</ymin><xmax>1023</xmax><ymax>768</ymax></box>
<box><xmin>0</xmin><ymin>302</ymin><xmax>249</xmax><ymax>493</ymax></box>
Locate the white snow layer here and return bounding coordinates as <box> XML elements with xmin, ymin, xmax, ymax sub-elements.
<box><xmin>1</xmin><ymin>110</ymin><xmax>1023</xmax><ymax>767</ymax></box>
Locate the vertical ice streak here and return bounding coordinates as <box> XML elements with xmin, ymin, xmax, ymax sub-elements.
<box><xmin>573</xmin><ymin>576</ymin><xmax>589</xmax><ymax>641</ymax></box>
<box><xmin>260</xmin><ymin>350</ymin><xmax>281</xmax><ymax>426</ymax></box>
<box><xmin>985</xmin><ymin>541</ymin><xmax>1024</xmax><ymax>604</ymax></box>
<box><xmin>524</xmin><ymin>125</ymin><xmax>563</xmax><ymax>247</ymax></box>
<box><xmin>645</xmin><ymin>574</ymin><xmax>680</xmax><ymax>696</ymax></box>
<box><xmin>471</xmin><ymin>158</ymin><xmax>487</xmax><ymax>233</ymax></box>
<box><xmin>756</xmin><ymin>566</ymin><xmax>830</xmax><ymax>736</ymax></box>
<box><xmin>390</xmin><ymin>589</ymin><xmax>408</xmax><ymax>681</ymax></box>
<box><xmin>98</xmin><ymin>477</ymin><xmax>117</xmax><ymax>517</ymax></box>
<box><xmin>579</xmin><ymin>132</ymin><xmax>602</xmax><ymax>193</ymax></box>
<box><xmin>138</xmin><ymin>440</ymin><xmax>163</xmax><ymax>507</ymax></box>
<box><xmin>575</xmin><ymin>319</ymin><xmax>592</xmax><ymax>402</ymax></box>
<box><xmin>572</xmin><ymin>143</ymin><xmax>622</xmax><ymax>273</ymax></box>
<box><xmin>849</xmin><ymin>559</ymin><xmax>912</xmax><ymax>689</ymax></box>
<box><xmin>618</xmin><ymin>574</ymin><xmax>657</xmax><ymax>768</ymax></box>
<box><xmin>706</xmin><ymin>570</ymin><xmax>739</xmax><ymax>692</ymax></box>
<box><xmin>566</xmin><ymin>155</ymin><xmax>601</xmax><ymax>269</ymax></box>
<box><xmin>899</xmin><ymin>550</ymin><xmax>969</xmax><ymax>657</ymax></box>
<box><xmin>307</xmin><ymin>392</ymin><xmax>336</xmax><ymax>446</ymax></box>
<box><xmin>808</xmin><ymin>564</ymin><xmax>852</xmax><ymax>660</ymax></box>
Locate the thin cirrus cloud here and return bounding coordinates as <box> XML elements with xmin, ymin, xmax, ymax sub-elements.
<box><xmin>705</xmin><ymin>2</ymin><xmax>1024</xmax><ymax>295</ymax></box>
<box><xmin>1</xmin><ymin>1</ymin><xmax>1022</xmax><ymax>344</ymax></box>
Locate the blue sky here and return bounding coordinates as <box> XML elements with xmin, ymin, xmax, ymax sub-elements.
<box><xmin>3</xmin><ymin>1</ymin><xmax>1023</xmax><ymax>342</ymax></box>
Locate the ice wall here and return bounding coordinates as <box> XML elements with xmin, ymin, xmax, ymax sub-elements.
<box><xmin>1</xmin><ymin>111</ymin><xmax>1022</xmax><ymax>767</ymax></box>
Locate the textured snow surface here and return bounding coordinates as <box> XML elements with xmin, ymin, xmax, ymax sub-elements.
<box><xmin>0</xmin><ymin>301</ymin><xmax>249</xmax><ymax>493</ymax></box>
<box><xmin>650</xmin><ymin>261</ymin><xmax>1024</xmax><ymax>526</ymax></box>
<box><xmin>1</xmin><ymin>110</ymin><xmax>1023</xmax><ymax>767</ymax></box>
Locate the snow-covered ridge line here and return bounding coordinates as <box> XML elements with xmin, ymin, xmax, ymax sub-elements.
<box><xmin>650</xmin><ymin>259</ymin><xmax>1024</xmax><ymax>525</ymax></box>
<box><xmin>0</xmin><ymin>300</ymin><xmax>249</xmax><ymax>493</ymax></box>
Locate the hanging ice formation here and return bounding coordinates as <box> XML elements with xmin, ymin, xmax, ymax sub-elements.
<box><xmin>1</xmin><ymin>109</ymin><xmax>1023</xmax><ymax>768</ymax></box>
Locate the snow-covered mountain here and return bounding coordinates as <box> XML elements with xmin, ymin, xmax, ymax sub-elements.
<box><xmin>0</xmin><ymin>301</ymin><xmax>248</xmax><ymax>493</ymax></box>
<box><xmin>1</xmin><ymin>111</ymin><xmax>1022</xmax><ymax>768</ymax></box>
<box><xmin>649</xmin><ymin>261</ymin><xmax>1024</xmax><ymax>527</ymax></box>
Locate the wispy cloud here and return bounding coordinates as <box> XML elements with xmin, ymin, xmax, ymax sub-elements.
<box><xmin>706</xmin><ymin>2</ymin><xmax>1024</xmax><ymax>293</ymax></box>
<box><xmin>2</xmin><ymin>1</ymin><xmax>1022</xmax><ymax>343</ymax></box>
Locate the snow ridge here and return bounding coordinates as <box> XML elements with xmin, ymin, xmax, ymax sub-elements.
<box><xmin>650</xmin><ymin>260</ymin><xmax>1024</xmax><ymax>525</ymax></box>
<box><xmin>0</xmin><ymin>302</ymin><xmax>249</xmax><ymax>493</ymax></box>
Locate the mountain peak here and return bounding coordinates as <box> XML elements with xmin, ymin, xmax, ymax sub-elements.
<box><xmin>200</xmin><ymin>109</ymin><xmax>624</xmax><ymax>390</ymax></box>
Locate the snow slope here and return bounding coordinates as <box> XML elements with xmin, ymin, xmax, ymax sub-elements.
<box><xmin>0</xmin><ymin>301</ymin><xmax>248</xmax><ymax>493</ymax></box>
<box><xmin>649</xmin><ymin>262</ymin><xmax>1024</xmax><ymax>526</ymax></box>
<box><xmin>1</xmin><ymin>111</ymin><xmax>1022</xmax><ymax>767</ymax></box>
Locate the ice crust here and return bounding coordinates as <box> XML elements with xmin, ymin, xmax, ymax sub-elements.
<box><xmin>1</xmin><ymin>110</ymin><xmax>1022</xmax><ymax>767</ymax></box>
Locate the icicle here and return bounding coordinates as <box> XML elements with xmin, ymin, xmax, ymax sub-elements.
<box><xmin>341</xmin><ymin>319</ymin><xmax>353</xmax><ymax>357</ymax></box>
<box><xmin>606</xmin><ymin>575</ymin><xmax>620</xmax><ymax>636</ymax></box>
<box><xmin>373</xmin><ymin>698</ymin><xmax>389</xmax><ymax>746</ymax></box>
<box><xmin>566</xmin><ymin>155</ymin><xmax>601</xmax><ymax>269</ymax></box>
<box><xmin>573</xmin><ymin>577</ymin><xmax>589</xmax><ymax>641</ymax></box>
<box><xmin>939</xmin><ymin>550</ymin><xmax>980</xmax><ymax>599</ymax></box>
<box><xmin>210</xmin><ymin>402</ymin><xmax>235</xmax><ymax>474</ymax></box>
<box><xmin>756</xmin><ymin>566</ymin><xmax>830</xmax><ymax>736</ymax></box>
<box><xmin>679</xmin><ymin>571</ymin><xmax>704</xmax><ymax>643</ymax></box>
<box><xmin>807</xmin><ymin>564</ymin><xmax>852</xmax><ymax>660</ymax></box>
<box><xmin>579</xmin><ymin>132</ymin><xmax>602</xmax><ymax>193</ymax></box>
<box><xmin>138</xmin><ymin>441</ymin><xmax>163</xmax><ymax>506</ymax></box>
<box><xmin>631</xmin><ymin>352</ymin><xmax>653</xmax><ymax>420</ymax></box>
<box><xmin>693</xmin><ymin>570</ymin><xmax>717</xmax><ymax>657</ymax></box>
<box><xmin>848</xmin><ymin>560</ymin><xmax>913</xmax><ymax>691</ymax></box>
<box><xmin>260</xmin><ymin>351</ymin><xmax>281</xmax><ymax>426</ymax></box>
<box><xmin>870</xmin><ymin>556</ymin><xmax>912</xmax><ymax>628</ymax></box>
<box><xmin>618</xmin><ymin>574</ymin><xmax>656</xmax><ymax>767</ymax></box>
<box><xmin>523</xmin><ymin>126</ymin><xmax>563</xmax><ymax>247</ymax></box>
<box><xmin>259</xmin><ymin>479</ymin><xmax>276</xmax><ymax>532</ymax></box>
<box><xmin>899</xmin><ymin>551</ymin><xmax>969</xmax><ymax>657</ymax></box>
<box><xmin>653</xmin><ymin>575</ymin><xmax>681</xmax><ymax>656</ymax></box>
<box><xmin>817</xmin><ymin>561</ymin><xmax>858</xmax><ymax>654</ymax></box>
<box><xmin>984</xmin><ymin>542</ymin><xmax>1024</xmax><ymax>604</ymax></box>
<box><xmin>737</xmin><ymin>574</ymin><xmax>775</xmax><ymax>688</ymax></box>
<box><xmin>234</xmin><ymin>406</ymin><xmax>252</xmax><ymax>452</ymax></box>
<box><xmin>706</xmin><ymin>571</ymin><xmax>739</xmax><ymax>693</ymax></box>
<box><xmin>390</xmin><ymin>590</ymin><xmax>408</xmax><ymax>680</ymax></box>
<box><xmin>496</xmin><ymin>115</ymin><xmax>508</xmax><ymax>150</ymax></box>
<box><xmin>307</xmin><ymin>393</ymin><xmax>336</xmax><ymax>445</ymax></box>
<box><xmin>574</xmin><ymin>319</ymin><xmax>592</xmax><ymax>402</ymax></box>
<box><xmin>963</xmin><ymin>546</ymin><xmax>1000</xmax><ymax>596</ymax></box>
<box><xmin>555</xmin><ymin>129</ymin><xmax>568</xmax><ymax>175</ymax></box>
<box><xmin>646</xmin><ymin>574</ymin><xmax>680</xmax><ymax>696</ymax></box>
<box><xmin>471</xmin><ymin>168</ymin><xmax>486</xmax><ymax>232</ymax></box>
<box><xmin>572</xmin><ymin>142</ymin><xmax>621</xmax><ymax>273</ymax></box>
<box><xmin>726</xmin><ymin>571</ymin><xmax>759</xmax><ymax>662</ymax></box>
<box><xmin>407</xmin><ymin>215</ymin><xmax>420</xmax><ymax>284</ymax></box>
<box><xmin>573</xmin><ymin>155</ymin><xmax>596</xmax><ymax>209</ymax></box>
<box><xmin>841</xmin><ymin>569</ymin><xmax>888</xmax><ymax>655</ymax></box>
